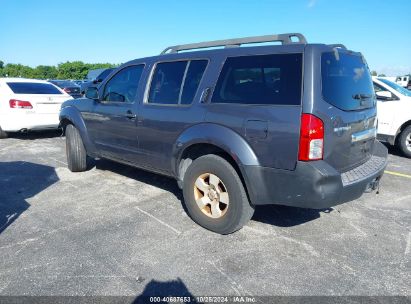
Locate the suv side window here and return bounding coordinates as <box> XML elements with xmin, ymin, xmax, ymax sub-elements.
<box><xmin>148</xmin><ymin>60</ymin><xmax>208</xmax><ymax>105</ymax></box>
<box><xmin>102</xmin><ymin>65</ymin><xmax>144</xmax><ymax>103</ymax></box>
<box><xmin>181</xmin><ymin>60</ymin><xmax>208</xmax><ymax>104</ymax></box>
<box><xmin>211</xmin><ymin>54</ymin><xmax>302</xmax><ymax>105</ymax></box>
<box><xmin>373</xmin><ymin>82</ymin><xmax>386</xmax><ymax>93</ymax></box>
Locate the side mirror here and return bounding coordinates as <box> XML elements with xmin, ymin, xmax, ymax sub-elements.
<box><xmin>92</xmin><ymin>78</ymin><xmax>103</xmax><ymax>84</ymax></box>
<box><xmin>376</xmin><ymin>90</ymin><xmax>394</xmax><ymax>101</ymax></box>
<box><xmin>85</xmin><ymin>87</ymin><xmax>99</xmax><ymax>100</ymax></box>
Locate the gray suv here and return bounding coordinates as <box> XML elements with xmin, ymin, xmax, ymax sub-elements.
<box><xmin>60</xmin><ymin>33</ymin><xmax>388</xmax><ymax>234</ymax></box>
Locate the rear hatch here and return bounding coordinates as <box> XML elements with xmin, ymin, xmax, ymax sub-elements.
<box><xmin>6</xmin><ymin>82</ymin><xmax>72</xmax><ymax>113</ymax></box>
<box><xmin>319</xmin><ymin>50</ymin><xmax>377</xmax><ymax>172</ymax></box>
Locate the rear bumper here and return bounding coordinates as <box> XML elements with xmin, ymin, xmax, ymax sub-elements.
<box><xmin>0</xmin><ymin>112</ymin><xmax>60</xmax><ymax>132</ymax></box>
<box><xmin>242</xmin><ymin>140</ymin><xmax>388</xmax><ymax>209</ymax></box>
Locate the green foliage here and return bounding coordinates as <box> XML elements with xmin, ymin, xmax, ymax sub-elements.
<box><xmin>0</xmin><ymin>59</ymin><xmax>117</xmax><ymax>80</ymax></box>
<box><xmin>371</xmin><ymin>70</ymin><xmax>378</xmax><ymax>76</ymax></box>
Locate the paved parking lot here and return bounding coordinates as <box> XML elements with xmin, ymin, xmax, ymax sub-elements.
<box><xmin>0</xmin><ymin>131</ymin><xmax>410</xmax><ymax>298</ymax></box>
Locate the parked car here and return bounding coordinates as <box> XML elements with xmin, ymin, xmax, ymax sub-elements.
<box><xmin>395</xmin><ymin>75</ymin><xmax>411</xmax><ymax>89</ymax></box>
<box><xmin>0</xmin><ymin>78</ymin><xmax>72</xmax><ymax>138</ymax></box>
<box><xmin>72</xmin><ymin>80</ymin><xmax>87</xmax><ymax>87</ymax></box>
<box><xmin>48</xmin><ymin>80</ymin><xmax>82</xmax><ymax>99</ymax></box>
<box><xmin>80</xmin><ymin>68</ymin><xmax>115</xmax><ymax>95</ymax></box>
<box><xmin>373</xmin><ymin>76</ymin><xmax>411</xmax><ymax>157</ymax></box>
<box><xmin>60</xmin><ymin>33</ymin><xmax>387</xmax><ymax>234</ymax></box>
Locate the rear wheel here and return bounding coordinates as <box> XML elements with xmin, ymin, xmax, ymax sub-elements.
<box><xmin>0</xmin><ymin>126</ymin><xmax>8</xmax><ymax>139</ymax></box>
<box><xmin>398</xmin><ymin>125</ymin><xmax>411</xmax><ymax>158</ymax></box>
<box><xmin>182</xmin><ymin>154</ymin><xmax>254</xmax><ymax>234</ymax></box>
<box><xmin>65</xmin><ymin>124</ymin><xmax>88</xmax><ymax>172</ymax></box>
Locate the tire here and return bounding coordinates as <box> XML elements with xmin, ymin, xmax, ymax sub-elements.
<box><xmin>0</xmin><ymin>126</ymin><xmax>7</xmax><ymax>139</ymax></box>
<box><xmin>182</xmin><ymin>154</ymin><xmax>254</xmax><ymax>234</ymax></box>
<box><xmin>65</xmin><ymin>124</ymin><xmax>88</xmax><ymax>172</ymax></box>
<box><xmin>397</xmin><ymin>125</ymin><xmax>411</xmax><ymax>158</ymax></box>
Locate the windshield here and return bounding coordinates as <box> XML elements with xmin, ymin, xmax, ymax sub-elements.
<box><xmin>378</xmin><ymin>78</ymin><xmax>411</xmax><ymax>97</ymax></box>
<box><xmin>321</xmin><ymin>51</ymin><xmax>375</xmax><ymax>111</ymax></box>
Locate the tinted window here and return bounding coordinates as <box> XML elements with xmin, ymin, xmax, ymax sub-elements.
<box><xmin>102</xmin><ymin>65</ymin><xmax>144</xmax><ymax>103</ymax></box>
<box><xmin>148</xmin><ymin>61</ymin><xmax>187</xmax><ymax>104</ymax></box>
<box><xmin>50</xmin><ymin>81</ymin><xmax>78</xmax><ymax>88</ymax></box>
<box><xmin>98</xmin><ymin>68</ymin><xmax>114</xmax><ymax>81</ymax></box>
<box><xmin>181</xmin><ymin>60</ymin><xmax>208</xmax><ymax>104</ymax></box>
<box><xmin>211</xmin><ymin>54</ymin><xmax>302</xmax><ymax>105</ymax></box>
<box><xmin>7</xmin><ymin>82</ymin><xmax>62</xmax><ymax>95</ymax></box>
<box><xmin>322</xmin><ymin>52</ymin><xmax>375</xmax><ymax>111</ymax></box>
<box><xmin>373</xmin><ymin>82</ymin><xmax>386</xmax><ymax>93</ymax></box>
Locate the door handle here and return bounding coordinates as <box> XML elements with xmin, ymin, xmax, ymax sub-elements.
<box><xmin>125</xmin><ymin>110</ymin><xmax>137</xmax><ymax>120</ymax></box>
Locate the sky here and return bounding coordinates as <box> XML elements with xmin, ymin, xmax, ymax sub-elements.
<box><xmin>0</xmin><ymin>0</ymin><xmax>410</xmax><ymax>76</ymax></box>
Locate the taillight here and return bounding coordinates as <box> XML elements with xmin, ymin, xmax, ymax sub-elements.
<box><xmin>298</xmin><ymin>114</ymin><xmax>324</xmax><ymax>161</ymax></box>
<box><xmin>9</xmin><ymin>99</ymin><xmax>33</xmax><ymax>109</ymax></box>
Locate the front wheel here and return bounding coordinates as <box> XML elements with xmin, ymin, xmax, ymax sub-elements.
<box><xmin>182</xmin><ymin>154</ymin><xmax>254</xmax><ymax>234</ymax></box>
<box><xmin>398</xmin><ymin>125</ymin><xmax>411</xmax><ymax>158</ymax></box>
<box><xmin>65</xmin><ymin>124</ymin><xmax>88</xmax><ymax>172</ymax></box>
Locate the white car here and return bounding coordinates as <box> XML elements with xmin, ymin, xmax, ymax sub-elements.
<box><xmin>373</xmin><ymin>76</ymin><xmax>411</xmax><ymax>157</ymax></box>
<box><xmin>0</xmin><ymin>78</ymin><xmax>73</xmax><ymax>138</ymax></box>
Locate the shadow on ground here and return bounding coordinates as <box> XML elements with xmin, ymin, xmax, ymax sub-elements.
<box><xmin>5</xmin><ymin>129</ymin><xmax>62</xmax><ymax>140</ymax></box>
<box><xmin>0</xmin><ymin>161</ymin><xmax>59</xmax><ymax>234</ymax></box>
<box><xmin>382</xmin><ymin>142</ymin><xmax>404</xmax><ymax>158</ymax></box>
<box><xmin>96</xmin><ymin>159</ymin><xmax>183</xmax><ymax>201</ymax></box>
<box><xmin>133</xmin><ymin>278</ymin><xmax>196</xmax><ymax>303</ymax></box>
<box><xmin>252</xmin><ymin>204</ymin><xmax>332</xmax><ymax>227</ymax></box>
<box><xmin>95</xmin><ymin>159</ymin><xmax>327</xmax><ymax>228</ymax></box>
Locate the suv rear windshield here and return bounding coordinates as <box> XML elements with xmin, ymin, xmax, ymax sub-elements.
<box><xmin>321</xmin><ymin>52</ymin><xmax>375</xmax><ymax>111</ymax></box>
<box><xmin>7</xmin><ymin>82</ymin><xmax>62</xmax><ymax>95</ymax></box>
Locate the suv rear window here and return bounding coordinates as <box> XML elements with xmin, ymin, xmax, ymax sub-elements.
<box><xmin>211</xmin><ymin>54</ymin><xmax>302</xmax><ymax>105</ymax></box>
<box><xmin>321</xmin><ymin>52</ymin><xmax>375</xmax><ymax>111</ymax></box>
<box><xmin>7</xmin><ymin>82</ymin><xmax>62</xmax><ymax>95</ymax></box>
<box><xmin>148</xmin><ymin>60</ymin><xmax>208</xmax><ymax>105</ymax></box>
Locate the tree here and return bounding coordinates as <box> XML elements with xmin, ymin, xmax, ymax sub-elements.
<box><xmin>371</xmin><ymin>70</ymin><xmax>378</xmax><ymax>76</ymax></box>
<box><xmin>378</xmin><ymin>74</ymin><xmax>386</xmax><ymax>77</ymax></box>
<box><xmin>2</xmin><ymin>64</ymin><xmax>34</xmax><ymax>78</ymax></box>
<box><xmin>0</xmin><ymin>61</ymin><xmax>117</xmax><ymax>79</ymax></box>
<box><xmin>32</xmin><ymin>65</ymin><xmax>58</xmax><ymax>79</ymax></box>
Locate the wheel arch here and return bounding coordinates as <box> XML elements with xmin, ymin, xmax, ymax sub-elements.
<box><xmin>59</xmin><ymin>106</ymin><xmax>97</xmax><ymax>156</ymax></box>
<box><xmin>395</xmin><ymin>120</ymin><xmax>411</xmax><ymax>143</ymax></box>
<box><xmin>173</xmin><ymin>124</ymin><xmax>260</xmax><ymax>204</ymax></box>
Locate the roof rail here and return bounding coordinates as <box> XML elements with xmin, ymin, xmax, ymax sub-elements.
<box><xmin>329</xmin><ymin>44</ymin><xmax>347</xmax><ymax>50</ymax></box>
<box><xmin>161</xmin><ymin>33</ymin><xmax>307</xmax><ymax>55</ymax></box>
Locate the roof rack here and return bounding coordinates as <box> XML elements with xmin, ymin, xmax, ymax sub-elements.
<box><xmin>161</xmin><ymin>33</ymin><xmax>307</xmax><ymax>55</ymax></box>
<box><xmin>329</xmin><ymin>44</ymin><xmax>347</xmax><ymax>50</ymax></box>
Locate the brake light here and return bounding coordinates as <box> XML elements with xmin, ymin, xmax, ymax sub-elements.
<box><xmin>298</xmin><ymin>114</ymin><xmax>324</xmax><ymax>161</ymax></box>
<box><xmin>9</xmin><ymin>99</ymin><xmax>33</xmax><ymax>109</ymax></box>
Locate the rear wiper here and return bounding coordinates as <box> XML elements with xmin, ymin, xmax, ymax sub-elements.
<box><xmin>352</xmin><ymin>93</ymin><xmax>372</xmax><ymax>100</ymax></box>
<box><xmin>352</xmin><ymin>93</ymin><xmax>374</xmax><ymax>107</ymax></box>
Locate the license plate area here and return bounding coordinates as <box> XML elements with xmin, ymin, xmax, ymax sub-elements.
<box><xmin>36</xmin><ymin>103</ymin><xmax>61</xmax><ymax>114</ymax></box>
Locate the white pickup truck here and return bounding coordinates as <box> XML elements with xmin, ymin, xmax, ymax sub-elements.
<box><xmin>373</xmin><ymin>77</ymin><xmax>411</xmax><ymax>157</ymax></box>
<box><xmin>395</xmin><ymin>75</ymin><xmax>411</xmax><ymax>89</ymax></box>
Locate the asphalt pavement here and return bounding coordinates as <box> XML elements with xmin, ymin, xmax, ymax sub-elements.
<box><xmin>0</xmin><ymin>131</ymin><xmax>410</xmax><ymax>298</ymax></box>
